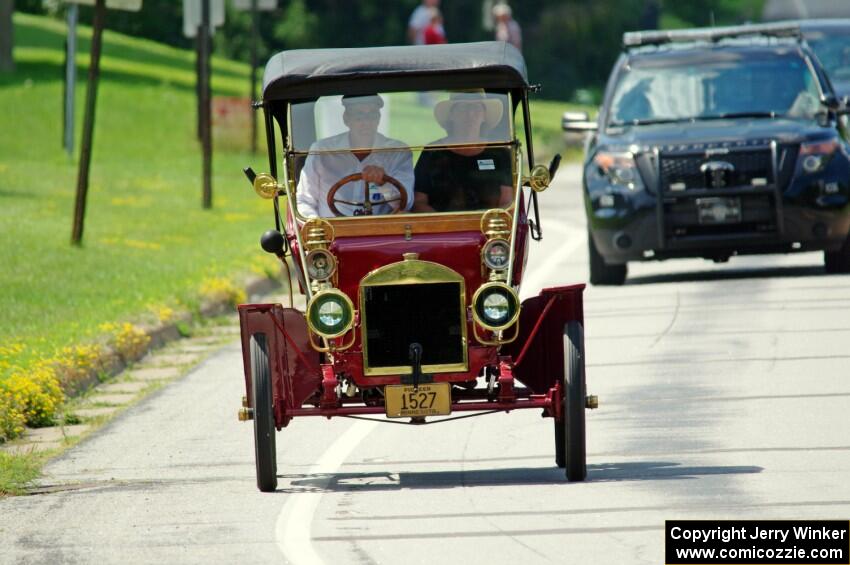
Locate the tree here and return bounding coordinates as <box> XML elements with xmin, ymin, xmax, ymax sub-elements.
<box><xmin>3</xmin><ymin>0</ymin><xmax>771</xmax><ymax>101</ymax></box>
<box><xmin>664</xmin><ymin>0</ymin><xmax>763</xmax><ymax>27</ymax></box>
<box><xmin>526</xmin><ymin>0</ymin><xmax>645</xmax><ymax>100</ymax></box>
<box><xmin>0</xmin><ymin>0</ymin><xmax>14</xmax><ymax>72</ymax></box>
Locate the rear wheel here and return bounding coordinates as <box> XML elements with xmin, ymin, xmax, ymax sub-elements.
<box><xmin>251</xmin><ymin>334</ymin><xmax>277</xmax><ymax>492</ymax></box>
<box><xmin>561</xmin><ymin>321</ymin><xmax>586</xmax><ymax>481</ymax></box>
<box><xmin>588</xmin><ymin>230</ymin><xmax>627</xmax><ymax>285</ymax></box>
<box><xmin>824</xmin><ymin>234</ymin><xmax>850</xmax><ymax>273</ymax></box>
<box><xmin>554</xmin><ymin>419</ymin><xmax>565</xmax><ymax>468</ymax></box>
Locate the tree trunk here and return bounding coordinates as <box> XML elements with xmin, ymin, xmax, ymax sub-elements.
<box><xmin>0</xmin><ymin>0</ymin><xmax>14</xmax><ymax>73</ymax></box>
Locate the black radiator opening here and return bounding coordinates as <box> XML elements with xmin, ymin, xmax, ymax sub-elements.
<box><xmin>363</xmin><ymin>282</ymin><xmax>464</xmax><ymax>369</ymax></box>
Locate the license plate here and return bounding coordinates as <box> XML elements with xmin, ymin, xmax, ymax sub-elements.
<box><xmin>696</xmin><ymin>197</ymin><xmax>742</xmax><ymax>224</ymax></box>
<box><xmin>385</xmin><ymin>383</ymin><xmax>451</xmax><ymax>418</ymax></box>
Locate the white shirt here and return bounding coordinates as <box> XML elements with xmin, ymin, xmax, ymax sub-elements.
<box><xmin>408</xmin><ymin>5</ymin><xmax>431</xmax><ymax>45</ymax></box>
<box><xmin>296</xmin><ymin>132</ymin><xmax>414</xmax><ymax>218</ymax></box>
<box><xmin>495</xmin><ymin>20</ymin><xmax>522</xmax><ymax>51</ymax></box>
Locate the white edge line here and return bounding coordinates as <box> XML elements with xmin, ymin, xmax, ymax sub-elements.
<box><xmin>521</xmin><ymin>226</ymin><xmax>586</xmax><ymax>299</ymax></box>
<box><xmin>276</xmin><ymin>420</ymin><xmax>378</xmax><ymax>565</ymax></box>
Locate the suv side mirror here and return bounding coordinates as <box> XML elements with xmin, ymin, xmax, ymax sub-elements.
<box><xmin>822</xmin><ymin>94</ymin><xmax>840</xmax><ymax>110</ymax></box>
<box><xmin>562</xmin><ymin>111</ymin><xmax>598</xmax><ymax>132</ymax></box>
<box><xmin>822</xmin><ymin>94</ymin><xmax>850</xmax><ymax>116</ymax></box>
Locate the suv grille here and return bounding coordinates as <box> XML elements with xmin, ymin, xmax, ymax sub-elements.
<box><xmin>660</xmin><ymin>148</ymin><xmax>773</xmax><ymax>190</ymax></box>
<box><xmin>363</xmin><ymin>282</ymin><xmax>464</xmax><ymax>371</ymax></box>
<box><xmin>656</xmin><ymin>145</ymin><xmax>797</xmax><ymax>240</ymax></box>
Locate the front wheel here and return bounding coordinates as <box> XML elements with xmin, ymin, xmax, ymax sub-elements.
<box><xmin>251</xmin><ymin>334</ymin><xmax>277</xmax><ymax>492</ymax></box>
<box><xmin>588</xmin><ymin>230</ymin><xmax>627</xmax><ymax>285</ymax></box>
<box><xmin>561</xmin><ymin>321</ymin><xmax>587</xmax><ymax>481</ymax></box>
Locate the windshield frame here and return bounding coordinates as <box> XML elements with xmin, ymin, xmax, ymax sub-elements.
<box><xmin>282</xmin><ymin>91</ymin><xmax>521</xmax><ymax>223</ymax></box>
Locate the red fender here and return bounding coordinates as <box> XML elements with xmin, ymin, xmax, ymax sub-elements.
<box><xmin>238</xmin><ymin>303</ymin><xmax>321</xmax><ymax>428</ymax></box>
<box><xmin>501</xmin><ymin>284</ymin><xmax>585</xmax><ymax>396</ymax></box>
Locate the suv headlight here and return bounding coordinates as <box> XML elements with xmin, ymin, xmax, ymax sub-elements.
<box><xmin>799</xmin><ymin>139</ymin><xmax>838</xmax><ymax>174</ymax></box>
<box><xmin>472</xmin><ymin>282</ymin><xmax>520</xmax><ymax>331</ymax></box>
<box><xmin>307</xmin><ymin>289</ymin><xmax>354</xmax><ymax>338</ymax></box>
<box><xmin>593</xmin><ymin>151</ymin><xmax>642</xmax><ymax>189</ymax></box>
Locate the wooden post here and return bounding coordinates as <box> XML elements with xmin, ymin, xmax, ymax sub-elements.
<box><xmin>195</xmin><ymin>34</ymin><xmax>201</xmax><ymax>140</ymax></box>
<box><xmin>71</xmin><ymin>0</ymin><xmax>106</xmax><ymax>245</ymax></box>
<box><xmin>0</xmin><ymin>0</ymin><xmax>14</xmax><ymax>73</ymax></box>
<box><xmin>250</xmin><ymin>0</ymin><xmax>258</xmax><ymax>153</ymax></box>
<box><xmin>199</xmin><ymin>0</ymin><xmax>213</xmax><ymax>209</ymax></box>
<box><xmin>63</xmin><ymin>4</ymin><xmax>79</xmax><ymax>157</ymax></box>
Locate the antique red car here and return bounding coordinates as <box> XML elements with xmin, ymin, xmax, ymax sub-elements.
<box><xmin>238</xmin><ymin>42</ymin><xmax>596</xmax><ymax>492</ymax></box>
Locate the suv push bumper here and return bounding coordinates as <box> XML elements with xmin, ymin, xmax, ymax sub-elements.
<box><xmin>590</xmin><ymin>204</ymin><xmax>850</xmax><ymax>263</ymax></box>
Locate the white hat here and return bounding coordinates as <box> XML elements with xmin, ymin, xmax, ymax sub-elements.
<box><xmin>341</xmin><ymin>94</ymin><xmax>384</xmax><ymax>108</ymax></box>
<box><xmin>434</xmin><ymin>91</ymin><xmax>504</xmax><ymax>130</ymax></box>
<box><xmin>492</xmin><ymin>3</ymin><xmax>512</xmax><ymax>17</ymax></box>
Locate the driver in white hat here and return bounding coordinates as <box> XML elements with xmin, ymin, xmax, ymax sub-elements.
<box><xmin>297</xmin><ymin>94</ymin><xmax>414</xmax><ymax>217</ymax></box>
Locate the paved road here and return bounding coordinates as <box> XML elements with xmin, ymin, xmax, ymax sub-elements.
<box><xmin>2</xmin><ymin>166</ymin><xmax>849</xmax><ymax>564</ymax></box>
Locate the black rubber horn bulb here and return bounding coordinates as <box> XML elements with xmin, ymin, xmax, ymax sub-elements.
<box><xmin>260</xmin><ymin>229</ymin><xmax>285</xmax><ymax>255</ymax></box>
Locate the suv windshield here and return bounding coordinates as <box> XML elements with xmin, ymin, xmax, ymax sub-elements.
<box><xmin>288</xmin><ymin>91</ymin><xmax>515</xmax><ymax>219</ymax></box>
<box><xmin>609</xmin><ymin>50</ymin><xmax>822</xmax><ymax>126</ymax></box>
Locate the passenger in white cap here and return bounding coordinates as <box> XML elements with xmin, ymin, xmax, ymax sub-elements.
<box><xmin>297</xmin><ymin>95</ymin><xmax>414</xmax><ymax>217</ymax></box>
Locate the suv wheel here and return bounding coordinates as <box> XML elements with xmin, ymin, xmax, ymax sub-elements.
<box><xmin>588</xmin><ymin>231</ymin><xmax>627</xmax><ymax>285</ymax></box>
<box><xmin>825</xmin><ymin>234</ymin><xmax>850</xmax><ymax>274</ymax></box>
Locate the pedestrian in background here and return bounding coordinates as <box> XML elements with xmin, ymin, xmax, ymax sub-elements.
<box><xmin>492</xmin><ymin>3</ymin><xmax>521</xmax><ymax>52</ymax></box>
<box><xmin>408</xmin><ymin>0</ymin><xmax>441</xmax><ymax>45</ymax></box>
<box><xmin>423</xmin><ymin>8</ymin><xmax>447</xmax><ymax>45</ymax></box>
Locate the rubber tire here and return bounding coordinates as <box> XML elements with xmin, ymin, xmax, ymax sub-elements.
<box><xmin>824</xmin><ymin>234</ymin><xmax>850</xmax><ymax>274</ymax></box>
<box><xmin>562</xmin><ymin>321</ymin><xmax>587</xmax><ymax>481</ymax></box>
<box><xmin>554</xmin><ymin>417</ymin><xmax>565</xmax><ymax>468</ymax></box>
<box><xmin>251</xmin><ymin>334</ymin><xmax>278</xmax><ymax>492</ymax></box>
<box><xmin>588</xmin><ymin>230</ymin><xmax>627</xmax><ymax>286</ymax></box>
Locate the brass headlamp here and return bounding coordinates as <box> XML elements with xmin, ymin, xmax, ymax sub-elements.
<box><xmin>524</xmin><ymin>164</ymin><xmax>551</xmax><ymax>192</ymax></box>
<box><xmin>301</xmin><ymin>219</ymin><xmax>337</xmax><ymax>289</ymax></box>
<box><xmin>480</xmin><ymin>209</ymin><xmax>512</xmax><ymax>282</ymax></box>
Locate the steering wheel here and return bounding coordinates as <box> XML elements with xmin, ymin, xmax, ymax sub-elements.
<box><xmin>326</xmin><ymin>172</ymin><xmax>408</xmax><ymax>217</ymax></box>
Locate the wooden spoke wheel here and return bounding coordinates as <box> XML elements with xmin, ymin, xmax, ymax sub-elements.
<box><xmin>326</xmin><ymin>172</ymin><xmax>408</xmax><ymax>216</ymax></box>
<box><xmin>554</xmin><ymin>321</ymin><xmax>587</xmax><ymax>481</ymax></box>
<box><xmin>250</xmin><ymin>333</ymin><xmax>278</xmax><ymax>492</ymax></box>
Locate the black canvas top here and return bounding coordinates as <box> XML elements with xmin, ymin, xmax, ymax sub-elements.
<box><xmin>262</xmin><ymin>42</ymin><xmax>528</xmax><ymax>101</ymax></box>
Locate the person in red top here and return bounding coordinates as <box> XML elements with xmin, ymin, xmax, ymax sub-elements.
<box><xmin>423</xmin><ymin>8</ymin><xmax>447</xmax><ymax>45</ymax></box>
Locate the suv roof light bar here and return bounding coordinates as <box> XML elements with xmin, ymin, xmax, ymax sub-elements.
<box><xmin>623</xmin><ymin>22</ymin><xmax>801</xmax><ymax>48</ymax></box>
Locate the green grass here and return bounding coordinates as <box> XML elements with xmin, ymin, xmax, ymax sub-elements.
<box><xmin>0</xmin><ymin>451</ymin><xmax>43</xmax><ymax>495</ymax></box>
<box><xmin>1</xmin><ymin>13</ymin><xmax>276</xmax><ymax>373</ymax></box>
<box><xmin>526</xmin><ymin>98</ymin><xmax>595</xmax><ymax>164</ymax></box>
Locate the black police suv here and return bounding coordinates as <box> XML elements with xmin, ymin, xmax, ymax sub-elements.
<box><xmin>564</xmin><ymin>23</ymin><xmax>850</xmax><ymax>285</ymax></box>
